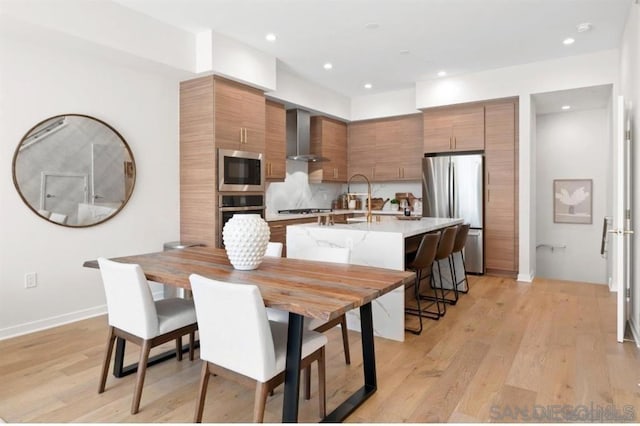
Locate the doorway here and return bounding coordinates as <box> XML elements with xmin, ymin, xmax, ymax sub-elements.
<box><xmin>40</xmin><ymin>172</ymin><xmax>88</xmax><ymax>224</ymax></box>
<box><xmin>533</xmin><ymin>85</ymin><xmax>613</xmax><ymax>285</ymax></box>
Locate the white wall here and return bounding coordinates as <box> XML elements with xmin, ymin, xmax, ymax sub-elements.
<box><xmin>267</xmin><ymin>64</ymin><xmax>351</xmax><ymax>120</ymax></box>
<box><xmin>210</xmin><ymin>31</ymin><xmax>277</xmax><ymax>91</ymax></box>
<box><xmin>0</xmin><ymin>33</ymin><xmax>181</xmax><ymax>339</ymax></box>
<box><xmin>619</xmin><ymin>2</ymin><xmax>640</xmax><ymax>340</ymax></box>
<box><xmin>350</xmin><ymin>88</ymin><xmax>419</xmax><ymax>121</ymax></box>
<box><xmin>535</xmin><ymin>109</ymin><xmax>610</xmax><ymax>284</ymax></box>
<box><xmin>415</xmin><ymin>50</ymin><xmax>620</xmax><ymax>281</ymax></box>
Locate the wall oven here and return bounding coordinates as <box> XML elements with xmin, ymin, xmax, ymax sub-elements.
<box><xmin>218</xmin><ymin>149</ymin><xmax>264</xmax><ymax>192</ymax></box>
<box><xmin>218</xmin><ymin>194</ymin><xmax>265</xmax><ymax>248</ymax></box>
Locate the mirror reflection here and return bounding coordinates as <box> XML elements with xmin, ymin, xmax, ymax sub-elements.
<box><xmin>12</xmin><ymin>114</ymin><xmax>136</xmax><ymax>227</ymax></box>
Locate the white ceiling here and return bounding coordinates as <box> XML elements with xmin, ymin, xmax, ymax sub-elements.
<box><xmin>533</xmin><ymin>84</ymin><xmax>613</xmax><ymax>115</ymax></box>
<box><xmin>116</xmin><ymin>0</ymin><xmax>632</xmax><ymax>98</ymax></box>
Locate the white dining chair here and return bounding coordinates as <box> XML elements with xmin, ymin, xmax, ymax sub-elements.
<box><xmin>97</xmin><ymin>258</ymin><xmax>198</xmax><ymax>414</ymax></box>
<box><xmin>265</xmin><ymin>241</ymin><xmax>283</xmax><ymax>257</ymax></box>
<box><xmin>274</xmin><ymin>246</ymin><xmax>351</xmax><ymax>400</ymax></box>
<box><xmin>189</xmin><ymin>274</ymin><xmax>327</xmax><ymax>423</ymax></box>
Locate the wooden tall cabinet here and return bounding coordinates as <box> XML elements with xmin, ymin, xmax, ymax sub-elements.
<box><xmin>348</xmin><ymin>113</ymin><xmax>423</xmax><ymax>182</ymax></box>
<box><xmin>265</xmin><ymin>100</ymin><xmax>286</xmax><ymax>181</ymax></box>
<box><xmin>309</xmin><ymin>116</ymin><xmax>348</xmax><ymax>183</ymax></box>
<box><xmin>423</xmin><ymin>104</ymin><xmax>485</xmax><ymax>153</ymax></box>
<box><xmin>484</xmin><ymin>98</ymin><xmax>519</xmax><ymax>275</ymax></box>
<box><xmin>179</xmin><ymin>75</ymin><xmax>265</xmax><ymax>247</ymax></box>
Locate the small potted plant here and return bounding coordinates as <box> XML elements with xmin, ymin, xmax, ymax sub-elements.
<box><xmin>389</xmin><ymin>198</ymin><xmax>399</xmax><ymax>211</ymax></box>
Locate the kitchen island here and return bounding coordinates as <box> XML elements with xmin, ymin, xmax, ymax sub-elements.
<box><xmin>286</xmin><ymin>216</ymin><xmax>463</xmax><ymax>342</ymax></box>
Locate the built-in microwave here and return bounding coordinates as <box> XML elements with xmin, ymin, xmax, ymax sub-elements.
<box><xmin>218</xmin><ymin>149</ymin><xmax>264</xmax><ymax>192</ymax></box>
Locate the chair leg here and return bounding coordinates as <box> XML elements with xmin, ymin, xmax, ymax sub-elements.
<box><xmin>194</xmin><ymin>362</ymin><xmax>211</xmax><ymax>423</ymax></box>
<box><xmin>98</xmin><ymin>326</ymin><xmax>116</xmax><ymax>393</ymax></box>
<box><xmin>339</xmin><ymin>315</ymin><xmax>351</xmax><ymax>365</ymax></box>
<box><xmin>304</xmin><ymin>365</ymin><xmax>311</xmax><ymax>400</ymax></box>
<box><xmin>458</xmin><ymin>252</ymin><xmax>470</xmax><ymax>293</ymax></box>
<box><xmin>175</xmin><ymin>336</ymin><xmax>183</xmax><ymax>361</ymax></box>
<box><xmin>131</xmin><ymin>339</ymin><xmax>152</xmax><ymax>414</ymax></box>
<box><xmin>189</xmin><ymin>331</ymin><xmax>195</xmax><ymax>361</ymax></box>
<box><xmin>448</xmin><ymin>256</ymin><xmax>459</xmax><ymax>302</ymax></box>
<box><xmin>253</xmin><ymin>381</ymin><xmax>269</xmax><ymax>423</ymax></box>
<box><xmin>317</xmin><ymin>347</ymin><xmax>326</xmax><ymax>418</ymax></box>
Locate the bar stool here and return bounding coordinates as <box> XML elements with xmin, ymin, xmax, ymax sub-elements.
<box><xmin>428</xmin><ymin>225</ymin><xmax>459</xmax><ymax>306</ymax></box>
<box><xmin>405</xmin><ymin>231</ymin><xmax>444</xmax><ymax>335</ymax></box>
<box><xmin>450</xmin><ymin>224</ymin><xmax>471</xmax><ymax>294</ymax></box>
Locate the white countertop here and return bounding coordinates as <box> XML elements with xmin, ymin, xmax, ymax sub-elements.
<box><xmin>289</xmin><ymin>216</ymin><xmax>463</xmax><ymax>238</ymax></box>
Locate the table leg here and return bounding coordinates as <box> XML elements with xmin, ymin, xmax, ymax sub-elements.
<box><xmin>282</xmin><ymin>313</ymin><xmax>305</xmax><ymax>422</ymax></box>
<box><xmin>322</xmin><ymin>302</ymin><xmax>377</xmax><ymax>423</ymax></box>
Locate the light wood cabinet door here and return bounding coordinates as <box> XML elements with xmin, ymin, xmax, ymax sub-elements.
<box><xmin>214</xmin><ymin>77</ymin><xmax>265</xmax><ymax>153</ymax></box>
<box><xmin>309</xmin><ymin>117</ymin><xmax>348</xmax><ymax>183</ymax></box>
<box><xmin>484</xmin><ymin>100</ymin><xmax>518</xmax><ymax>275</ymax></box>
<box><xmin>265</xmin><ymin>100</ymin><xmax>286</xmax><ymax>181</ymax></box>
<box><xmin>348</xmin><ymin>114</ymin><xmax>422</xmax><ymax>182</ymax></box>
<box><xmin>424</xmin><ymin>104</ymin><xmax>485</xmax><ymax>153</ymax></box>
<box><xmin>348</xmin><ymin>121</ymin><xmax>376</xmax><ymax>179</ymax></box>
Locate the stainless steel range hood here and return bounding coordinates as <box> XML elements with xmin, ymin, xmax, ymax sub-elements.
<box><xmin>286</xmin><ymin>109</ymin><xmax>324</xmax><ymax>162</ymax></box>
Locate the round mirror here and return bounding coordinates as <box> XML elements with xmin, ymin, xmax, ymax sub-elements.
<box><xmin>12</xmin><ymin>114</ymin><xmax>136</xmax><ymax>227</ymax></box>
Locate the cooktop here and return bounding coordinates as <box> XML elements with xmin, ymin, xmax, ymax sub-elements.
<box><xmin>278</xmin><ymin>208</ymin><xmax>333</xmax><ymax>214</ymax></box>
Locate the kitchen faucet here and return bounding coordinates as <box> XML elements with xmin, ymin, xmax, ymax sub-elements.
<box><xmin>347</xmin><ymin>173</ymin><xmax>373</xmax><ymax>223</ymax></box>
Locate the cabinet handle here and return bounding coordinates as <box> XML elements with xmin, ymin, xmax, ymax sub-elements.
<box><xmin>244</xmin><ymin>128</ymin><xmax>248</xmax><ymax>144</ymax></box>
<box><xmin>449</xmin><ymin>136</ymin><xmax>453</xmax><ymax>150</ymax></box>
<box><xmin>453</xmin><ymin>136</ymin><xmax>457</xmax><ymax>149</ymax></box>
<box><xmin>487</xmin><ymin>172</ymin><xmax>490</xmax><ymax>185</ymax></box>
<box><xmin>487</xmin><ymin>189</ymin><xmax>490</xmax><ymax>203</ymax></box>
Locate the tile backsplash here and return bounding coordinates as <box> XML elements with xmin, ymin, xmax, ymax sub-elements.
<box><xmin>266</xmin><ymin>160</ymin><xmax>422</xmax><ymax>213</ymax></box>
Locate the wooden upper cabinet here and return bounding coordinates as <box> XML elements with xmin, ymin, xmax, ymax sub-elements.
<box><xmin>423</xmin><ymin>104</ymin><xmax>485</xmax><ymax>153</ymax></box>
<box><xmin>265</xmin><ymin>100</ymin><xmax>286</xmax><ymax>181</ymax></box>
<box><xmin>348</xmin><ymin>121</ymin><xmax>376</xmax><ymax>179</ymax></box>
<box><xmin>214</xmin><ymin>76</ymin><xmax>265</xmax><ymax>153</ymax></box>
<box><xmin>375</xmin><ymin>114</ymin><xmax>423</xmax><ymax>181</ymax></box>
<box><xmin>348</xmin><ymin>114</ymin><xmax>422</xmax><ymax>182</ymax></box>
<box><xmin>309</xmin><ymin>116</ymin><xmax>348</xmax><ymax>183</ymax></box>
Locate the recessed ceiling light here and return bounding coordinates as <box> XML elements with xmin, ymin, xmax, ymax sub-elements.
<box><xmin>563</xmin><ymin>37</ymin><xmax>575</xmax><ymax>45</ymax></box>
<box><xmin>265</xmin><ymin>33</ymin><xmax>276</xmax><ymax>42</ymax></box>
<box><xmin>365</xmin><ymin>22</ymin><xmax>379</xmax><ymax>30</ymax></box>
<box><xmin>562</xmin><ymin>105</ymin><xmax>571</xmax><ymax>110</ymax></box>
<box><xmin>577</xmin><ymin>22</ymin><xmax>592</xmax><ymax>33</ymax></box>
<box><xmin>399</xmin><ymin>49</ymin><xmax>410</xmax><ymax>55</ymax></box>
<box><xmin>437</xmin><ymin>70</ymin><xmax>447</xmax><ymax>77</ymax></box>
<box><xmin>323</xmin><ymin>62</ymin><xmax>333</xmax><ymax>70</ymax></box>
<box><xmin>364</xmin><ymin>83</ymin><xmax>373</xmax><ymax>89</ymax></box>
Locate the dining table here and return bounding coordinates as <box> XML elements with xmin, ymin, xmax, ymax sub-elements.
<box><xmin>84</xmin><ymin>246</ymin><xmax>413</xmax><ymax>422</ymax></box>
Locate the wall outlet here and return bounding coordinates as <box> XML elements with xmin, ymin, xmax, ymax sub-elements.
<box><xmin>24</xmin><ymin>272</ymin><xmax>37</xmax><ymax>289</ymax></box>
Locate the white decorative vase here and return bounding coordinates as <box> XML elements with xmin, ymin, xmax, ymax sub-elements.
<box><xmin>222</xmin><ymin>214</ymin><xmax>270</xmax><ymax>270</ymax></box>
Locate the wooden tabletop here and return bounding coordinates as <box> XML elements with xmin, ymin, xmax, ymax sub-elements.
<box><xmin>84</xmin><ymin>246</ymin><xmax>414</xmax><ymax>322</ymax></box>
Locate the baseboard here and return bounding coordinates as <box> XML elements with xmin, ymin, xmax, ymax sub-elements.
<box><xmin>0</xmin><ymin>305</ymin><xmax>107</xmax><ymax>341</ymax></box>
<box><xmin>516</xmin><ymin>272</ymin><xmax>534</xmax><ymax>282</ymax></box>
<box><xmin>0</xmin><ymin>288</ymin><xmax>165</xmax><ymax>341</ymax></box>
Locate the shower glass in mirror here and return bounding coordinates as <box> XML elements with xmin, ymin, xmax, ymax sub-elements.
<box><xmin>12</xmin><ymin>114</ymin><xmax>136</xmax><ymax>227</ymax></box>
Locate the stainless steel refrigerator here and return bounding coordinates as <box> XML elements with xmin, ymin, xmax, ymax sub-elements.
<box><xmin>422</xmin><ymin>152</ymin><xmax>484</xmax><ymax>274</ymax></box>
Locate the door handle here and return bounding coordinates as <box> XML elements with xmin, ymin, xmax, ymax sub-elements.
<box><xmin>608</xmin><ymin>229</ymin><xmax>635</xmax><ymax>235</ymax></box>
<box><xmin>46</xmin><ymin>193</ymin><xmax>56</xmax><ymax>198</ymax></box>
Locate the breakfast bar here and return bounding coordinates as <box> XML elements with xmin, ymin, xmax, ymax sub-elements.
<box><xmin>286</xmin><ymin>216</ymin><xmax>463</xmax><ymax>342</ymax></box>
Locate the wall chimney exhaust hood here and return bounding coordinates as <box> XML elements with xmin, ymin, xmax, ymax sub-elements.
<box><xmin>286</xmin><ymin>109</ymin><xmax>325</xmax><ymax>162</ymax></box>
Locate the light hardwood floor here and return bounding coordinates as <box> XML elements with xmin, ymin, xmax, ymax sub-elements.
<box><xmin>1</xmin><ymin>275</ymin><xmax>639</xmax><ymax>423</ymax></box>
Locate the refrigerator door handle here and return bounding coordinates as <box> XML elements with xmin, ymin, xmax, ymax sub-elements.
<box><xmin>448</xmin><ymin>161</ymin><xmax>453</xmax><ymax>217</ymax></box>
